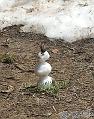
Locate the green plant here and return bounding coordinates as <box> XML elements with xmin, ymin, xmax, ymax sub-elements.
<box><xmin>57</xmin><ymin>79</ymin><xmax>70</xmax><ymax>89</ymax></box>
<box><xmin>37</xmin><ymin>81</ymin><xmax>59</xmax><ymax>95</ymax></box>
<box><xmin>21</xmin><ymin>79</ymin><xmax>70</xmax><ymax>96</ymax></box>
<box><xmin>0</xmin><ymin>53</ymin><xmax>15</xmax><ymax>64</ymax></box>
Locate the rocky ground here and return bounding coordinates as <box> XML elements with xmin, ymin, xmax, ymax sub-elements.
<box><xmin>0</xmin><ymin>25</ymin><xmax>94</xmax><ymax>119</ymax></box>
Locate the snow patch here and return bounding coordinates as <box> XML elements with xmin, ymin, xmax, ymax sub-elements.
<box><xmin>0</xmin><ymin>0</ymin><xmax>94</xmax><ymax>42</ymax></box>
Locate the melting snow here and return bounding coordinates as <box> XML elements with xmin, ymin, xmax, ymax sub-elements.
<box><xmin>0</xmin><ymin>0</ymin><xmax>94</xmax><ymax>42</ymax></box>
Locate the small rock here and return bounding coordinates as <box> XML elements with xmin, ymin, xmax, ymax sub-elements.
<box><xmin>52</xmin><ymin>49</ymin><xmax>59</xmax><ymax>54</ymax></box>
<box><xmin>1</xmin><ymin>85</ymin><xmax>14</xmax><ymax>93</ymax></box>
<box><xmin>45</xmin><ymin>112</ymin><xmax>52</xmax><ymax>117</ymax></box>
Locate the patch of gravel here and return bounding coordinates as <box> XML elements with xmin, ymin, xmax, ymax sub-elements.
<box><xmin>0</xmin><ymin>25</ymin><xmax>94</xmax><ymax>119</ymax></box>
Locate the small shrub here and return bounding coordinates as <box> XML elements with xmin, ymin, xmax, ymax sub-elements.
<box><xmin>37</xmin><ymin>81</ymin><xmax>59</xmax><ymax>95</ymax></box>
<box><xmin>0</xmin><ymin>53</ymin><xmax>15</xmax><ymax>64</ymax></box>
<box><xmin>21</xmin><ymin>79</ymin><xmax>70</xmax><ymax>96</ymax></box>
<box><xmin>57</xmin><ymin>80</ymin><xmax>70</xmax><ymax>89</ymax></box>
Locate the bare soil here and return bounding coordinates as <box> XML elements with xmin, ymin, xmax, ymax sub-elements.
<box><xmin>0</xmin><ymin>25</ymin><xmax>94</xmax><ymax>119</ymax></box>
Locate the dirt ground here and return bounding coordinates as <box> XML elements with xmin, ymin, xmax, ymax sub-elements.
<box><xmin>0</xmin><ymin>25</ymin><xmax>94</xmax><ymax>119</ymax></box>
